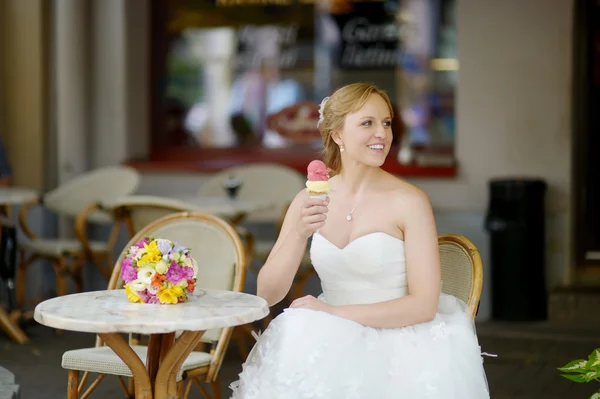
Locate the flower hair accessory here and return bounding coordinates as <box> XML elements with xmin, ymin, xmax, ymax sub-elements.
<box><xmin>317</xmin><ymin>96</ymin><xmax>329</xmax><ymax>128</ymax></box>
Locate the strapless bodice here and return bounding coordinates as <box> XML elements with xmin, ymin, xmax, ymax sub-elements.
<box><xmin>309</xmin><ymin>232</ymin><xmax>407</xmax><ymax>306</ymax></box>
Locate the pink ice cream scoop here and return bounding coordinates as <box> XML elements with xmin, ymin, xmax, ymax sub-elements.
<box><xmin>307</xmin><ymin>160</ymin><xmax>329</xmax><ymax>181</ymax></box>
<box><xmin>306</xmin><ymin>160</ymin><xmax>331</xmax><ymax>197</ymax></box>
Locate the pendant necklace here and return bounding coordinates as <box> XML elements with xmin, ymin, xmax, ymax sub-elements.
<box><xmin>346</xmin><ymin>196</ymin><xmax>364</xmax><ymax>221</ymax></box>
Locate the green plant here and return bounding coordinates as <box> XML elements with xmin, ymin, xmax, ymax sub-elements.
<box><xmin>558</xmin><ymin>348</ymin><xmax>600</xmax><ymax>399</ymax></box>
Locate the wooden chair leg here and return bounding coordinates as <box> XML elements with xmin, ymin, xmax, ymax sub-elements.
<box><xmin>210</xmin><ymin>377</ymin><xmax>222</xmax><ymax>399</ymax></box>
<box><xmin>0</xmin><ymin>306</ymin><xmax>28</xmax><ymax>344</ymax></box>
<box><xmin>127</xmin><ymin>377</ymin><xmax>134</xmax><ymax>398</ymax></box>
<box><xmin>183</xmin><ymin>379</ymin><xmax>194</xmax><ymax>399</ymax></box>
<box><xmin>53</xmin><ymin>257</ymin><xmax>68</xmax><ymax>298</ymax></box>
<box><xmin>233</xmin><ymin>327</ymin><xmax>249</xmax><ymax>360</ymax></box>
<box><xmin>67</xmin><ymin>369</ymin><xmax>79</xmax><ymax>399</ymax></box>
<box><xmin>193</xmin><ymin>378</ymin><xmax>210</xmax><ymax>399</ymax></box>
<box><xmin>15</xmin><ymin>250</ymin><xmax>30</xmax><ymax>307</ymax></box>
<box><xmin>72</xmin><ymin>261</ymin><xmax>84</xmax><ymax>293</ymax></box>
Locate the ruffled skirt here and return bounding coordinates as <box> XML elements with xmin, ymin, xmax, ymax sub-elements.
<box><xmin>230</xmin><ymin>293</ymin><xmax>490</xmax><ymax>399</ymax></box>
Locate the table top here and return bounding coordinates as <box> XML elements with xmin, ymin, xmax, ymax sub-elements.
<box><xmin>34</xmin><ymin>289</ymin><xmax>269</xmax><ymax>334</ymax></box>
<box><xmin>0</xmin><ymin>187</ymin><xmax>38</xmax><ymax>205</ymax></box>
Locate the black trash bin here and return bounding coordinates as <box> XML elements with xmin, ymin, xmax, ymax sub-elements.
<box><xmin>0</xmin><ymin>216</ymin><xmax>18</xmax><ymax>311</ymax></box>
<box><xmin>484</xmin><ymin>178</ymin><xmax>547</xmax><ymax>321</ymax></box>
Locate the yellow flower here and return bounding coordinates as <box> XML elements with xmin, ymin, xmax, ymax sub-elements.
<box><xmin>157</xmin><ymin>285</ymin><xmax>184</xmax><ymax>304</ymax></box>
<box><xmin>138</xmin><ymin>241</ymin><xmax>162</xmax><ymax>265</ymax></box>
<box><xmin>125</xmin><ymin>285</ymin><xmax>142</xmax><ymax>303</ymax></box>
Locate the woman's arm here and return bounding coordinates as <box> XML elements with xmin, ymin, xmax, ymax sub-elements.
<box><xmin>257</xmin><ymin>191</ymin><xmax>328</xmax><ymax>306</ymax></box>
<box><xmin>331</xmin><ymin>189</ymin><xmax>441</xmax><ymax>328</ymax></box>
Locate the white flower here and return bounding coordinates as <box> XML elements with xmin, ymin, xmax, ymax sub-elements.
<box><xmin>190</xmin><ymin>257</ymin><xmax>199</xmax><ymax>279</ymax></box>
<box><xmin>127</xmin><ymin>279</ymin><xmax>146</xmax><ymax>291</ymax></box>
<box><xmin>169</xmin><ymin>252</ymin><xmax>182</xmax><ymax>262</ymax></box>
<box><xmin>133</xmin><ymin>247</ymin><xmax>143</xmax><ymax>261</ymax></box>
<box><xmin>147</xmin><ymin>284</ymin><xmax>159</xmax><ymax>295</ymax></box>
<box><xmin>317</xmin><ymin>96</ymin><xmax>329</xmax><ymax>128</ymax></box>
<box><xmin>177</xmin><ymin>279</ymin><xmax>188</xmax><ymax>288</ymax></box>
<box><xmin>137</xmin><ymin>266</ymin><xmax>156</xmax><ymax>284</ymax></box>
<box><xmin>154</xmin><ymin>259</ymin><xmax>169</xmax><ymax>275</ymax></box>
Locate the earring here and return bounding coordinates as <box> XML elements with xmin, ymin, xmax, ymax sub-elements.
<box><xmin>340</xmin><ymin>145</ymin><xmax>345</xmax><ymax>153</ymax></box>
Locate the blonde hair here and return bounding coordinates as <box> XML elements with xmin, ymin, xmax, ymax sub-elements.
<box><xmin>318</xmin><ymin>83</ymin><xmax>394</xmax><ymax>175</ymax></box>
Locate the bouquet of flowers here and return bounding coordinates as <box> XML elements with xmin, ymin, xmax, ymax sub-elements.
<box><xmin>119</xmin><ymin>237</ymin><xmax>198</xmax><ymax>304</ymax></box>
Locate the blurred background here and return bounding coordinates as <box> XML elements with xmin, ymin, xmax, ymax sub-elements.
<box><xmin>0</xmin><ymin>0</ymin><xmax>598</xmax><ymax>398</ymax></box>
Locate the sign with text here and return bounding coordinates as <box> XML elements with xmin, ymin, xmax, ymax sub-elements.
<box><xmin>234</xmin><ymin>24</ymin><xmax>307</xmax><ymax>70</ymax></box>
<box><xmin>330</xmin><ymin>2</ymin><xmax>399</xmax><ymax>69</ymax></box>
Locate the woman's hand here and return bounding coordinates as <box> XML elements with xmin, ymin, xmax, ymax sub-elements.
<box><xmin>294</xmin><ymin>196</ymin><xmax>329</xmax><ymax>239</ymax></box>
<box><xmin>289</xmin><ymin>295</ymin><xmax>334</xmax><ymax>314</ymax></box>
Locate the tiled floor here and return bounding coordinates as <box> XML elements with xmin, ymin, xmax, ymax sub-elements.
<box><xmin>1</xmin><ymin>321</ymin><xmax>599</xmax><ymax>398</ymax></box>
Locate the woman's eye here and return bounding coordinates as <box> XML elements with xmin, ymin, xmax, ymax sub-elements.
<box><xmin>362</xmin><ymin>120</ymin><xmax>372</xmax><ymax>126</ymax></box>
<box><xmin>383</xmin><ymin>121</ymin><xmax>392</xmax><ymax>127</ymax></box>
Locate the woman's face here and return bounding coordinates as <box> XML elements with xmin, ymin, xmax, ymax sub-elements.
<box><xmin>335</xmin><ymin>93</ymin><xmax>393</xmax><ymax>168</ymax></box>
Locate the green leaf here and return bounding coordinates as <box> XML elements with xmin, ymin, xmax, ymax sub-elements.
<box><xmin>583</xmin><ymin>370</ymin><xmax>600</xmax><ymax>382</ymax></box>
<box><xmin>560</xmin><ymin>373</ymin><xmax>588</xmax><ymax>383</ymax></box>
<box><xmin>588</xmin><ymin>392</ymin><xmax>600</xmax><ymax>399</ymax></box>
<box><xmin>558</xmin><ymin>359</ymin><xmax>589</xmax><ymax>373</ymax></box>
<box><xmin>587</xmin><ymin>348</ymin><xmax>600</xmax><ymax>369</ymax></box>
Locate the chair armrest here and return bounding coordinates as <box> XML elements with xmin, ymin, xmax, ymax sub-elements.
<box><xmin>17</xmin><ymin>197</ymin><xmax>42</xmax><ymax>240</ymax></box>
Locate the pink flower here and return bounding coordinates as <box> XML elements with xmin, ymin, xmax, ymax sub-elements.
<box><xmin>146</xmin><ymin>295</ymin><xmax>160</xmax><ymax>304</ymax></box>
<box><xmin>137</xmin><ymin>237</ymin><xmax>149</xmax><ymax>248</ymax></box>
<box><xmin>182</xmin><ymin>266</ymin><xmax>194</xmax><ymax>280</ymax></box>
<box><xmin>138</xmin><ymin>289</ymin><xmax>151</xmax><ymax>303</ymax></box>
<box><xmin>138</xmin><ymin>289</ymin><xmax>161</xmax><ymax>304</ymax></box>
<box><xmin>120</xmin><ymin>258</ymin><xmax>137</xmax><ymax>283</ymax></box>
<box><xmin>166</xmin><ymin>261</ymin><xmax>189</xmax><ymax>284</ymax></box>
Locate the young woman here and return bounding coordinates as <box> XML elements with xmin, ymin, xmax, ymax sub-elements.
<box><xmin>230</xmin><ymin>83</ymin><xmax>490</xmax><ymax>399</ymax></box>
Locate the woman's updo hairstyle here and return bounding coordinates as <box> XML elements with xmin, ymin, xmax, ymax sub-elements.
<box><xmin>317</xmin><ymin>83</ymin><xmax>394</xmax><ymax>175</ymax></box>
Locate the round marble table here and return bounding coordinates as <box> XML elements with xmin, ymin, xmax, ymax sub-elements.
<box><xmin>34</xmin><ymin>288</ymin><xmax>269</xmax><ymax>399</ymax></box>
<box><xmin>0</xmin><ymin>187</ymin><xmax>38</xmax><ymax>208</ymax></box>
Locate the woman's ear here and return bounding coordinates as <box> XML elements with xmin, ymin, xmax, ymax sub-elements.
<box><xmin>331</xmin><ymin>129</ymin><xmax>343</xmax><ymax>146</ymax></box>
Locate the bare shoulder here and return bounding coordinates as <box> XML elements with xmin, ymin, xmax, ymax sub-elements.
<box><xmin>380</xmin><ymin>173</ymin><xmax>431</xmax><ymax>207</ymax></box>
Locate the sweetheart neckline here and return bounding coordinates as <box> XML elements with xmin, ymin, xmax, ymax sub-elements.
<box><xmin>314</xmin><ymin>231</ymin><xmax>405</xmax><ymax>251</ymax></box>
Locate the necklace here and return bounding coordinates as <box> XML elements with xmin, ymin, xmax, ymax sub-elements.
<box><xmin>346</xmin><ymin>197</ymin><xmax>364</xmax><ymax>221</ymax></box>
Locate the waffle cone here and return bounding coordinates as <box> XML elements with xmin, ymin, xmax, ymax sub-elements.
<box><xmin>307</xmin><ymin>190</ymin><xmax>327</xmax><ymax>196</ymax></box>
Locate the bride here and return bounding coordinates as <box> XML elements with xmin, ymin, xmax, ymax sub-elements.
<box><xmin>230</xmin><ymin>83</ymin><xmax>490</xmax><ymax>398</ymax></box>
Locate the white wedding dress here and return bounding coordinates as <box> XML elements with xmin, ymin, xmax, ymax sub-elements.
<box><xmin>230</xmin><ymin>231</ymin><xmax>490</xmax><ymax>398</ymax></box>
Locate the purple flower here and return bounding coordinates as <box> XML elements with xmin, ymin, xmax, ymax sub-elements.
<box><xmin>173</xmin><ymin>243</ymin><xmax>189</xmax><ymax>254</ymax></box>
<box><xmin>137</xmin><ymin>237</ymin><xmax>149</xmax><ymax>248</ymax></box>
<box><xmin>166</xmin><ymin>261</ymin><xmax>186</xmax><ymax>284</ymax></box>
<box><xmin>156</xmin><ymin>239</ymin><xmax>172</xmax><ymax>258</ymax></box>
<box><xmin>120</xmin><ymin>258</ymin><xmax>137</xmax><ymax>283</ymax></box>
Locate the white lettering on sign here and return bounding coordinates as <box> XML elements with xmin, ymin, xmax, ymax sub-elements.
<box><xmin>342</xmin><ymin>17</ymin><xmax>398</xmax><ymax>43</ymax></box>
<box><xmin>234</xmin><ymin>47</ymin><xmax>298</xmax><ymax>69</ymax></box>
<box><xmin>341</xmin><ymin>43</ymin><xmax>397</xmax><ymax>67</ymax></box>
